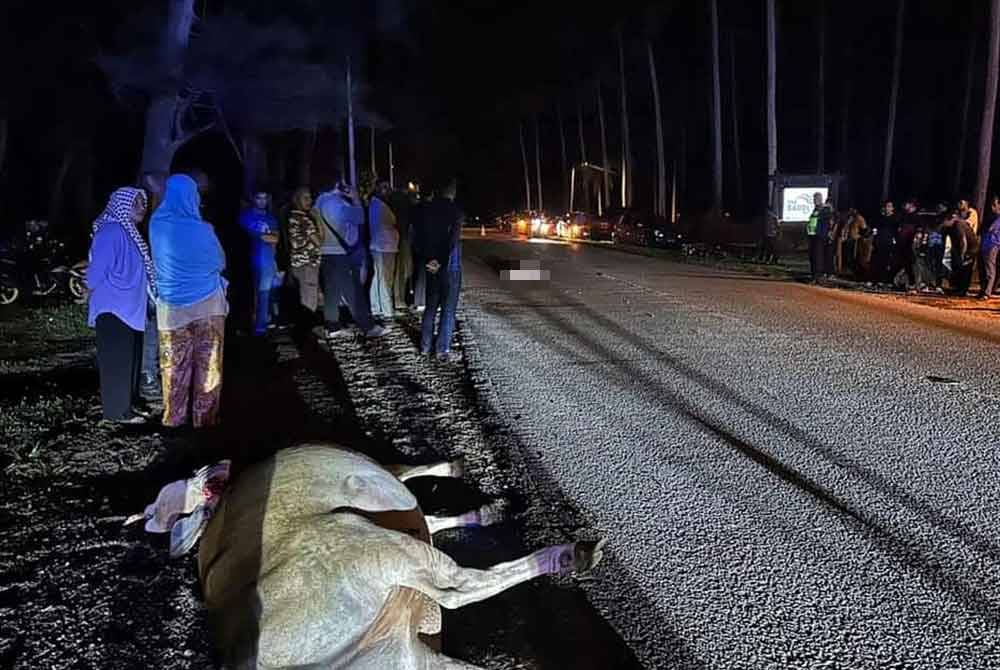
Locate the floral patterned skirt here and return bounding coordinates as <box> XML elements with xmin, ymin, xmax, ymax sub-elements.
<box><xmin>159</xmin><ymin>316</ymin><xmax>225</xmax><ymax>428</ymax></box>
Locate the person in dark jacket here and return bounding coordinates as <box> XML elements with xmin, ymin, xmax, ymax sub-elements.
<box><xmin>872</xmin><ymin>201</ymin><xmax>897</xmax><ymax>284</ymax></box>
<box><xmin>942</xmin><ymin>213</ymin><xmax>979</xmax><ymax>296</ymax></box>
<box><xmin>413</xmin><ymin>179</ymin><xmax>463</xmax><ymax>360</ymax></box>
<box><xmin>890</xmin><ymin>199</ymin><xmax>919</xmax><ymax>289</ymax></box>
<box><xmin>977</xmin><ymin>195</ymin><xmax>1000</xmax><ymax>299</ymax></box>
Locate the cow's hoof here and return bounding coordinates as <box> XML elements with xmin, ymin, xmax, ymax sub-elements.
<box><xmin>476</xmin><ymin>498</ymin><xmax>510</xmax><ymax>527</ymax></box>
<box><xmin>573</xmin><ymin>538</ymin><xmax>607</xmax><ymax>574</ymax></box>
<box><xmin>447</xmin><ymin>458</ymin><xmax>466</xmax><ymax>479</ymax></box>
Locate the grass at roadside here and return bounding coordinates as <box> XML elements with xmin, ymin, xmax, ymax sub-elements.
<box><xmin>0</xmin><ymin>303</ymin><xmax>92</xmax><ymax>373</ymax></box>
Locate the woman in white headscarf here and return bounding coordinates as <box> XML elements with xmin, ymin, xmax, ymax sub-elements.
<box><xmin>85</xmin><ymin>187</ymin><xmax>154</xmax><ymax>424</ymax></box>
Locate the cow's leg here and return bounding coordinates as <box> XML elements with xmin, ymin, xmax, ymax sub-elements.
<box><xmin>398</xmin><ymin>537</ymin><xmax>606</xmax><ymax>610</ymax></box>
<box><xmin>425</xmin><ymin>499</ymin><xmax>509</xmax><ymax>535</ymax></box>
<box><xmin>420</xmin><ymin>648</ymin><xmax>485</xmax><ymax>669</ymax></box>
<box><xmin>388</xmin><ymin>459</ymin><xmax>464</xmax><ymax>482</ymax></box>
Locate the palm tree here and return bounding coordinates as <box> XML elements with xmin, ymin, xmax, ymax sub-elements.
<box><xmin>558</xmin><ymin>102</ymin><xmax>569</xmax><ymax>212</ymax></box>
<box><xmin>647</xmin><ymin>41</ymin><xmax>666</xmax><ymax>217</ymax></box>
<box><xmin>766</xmin><ymin>0</ymin><xmax>778</xmax><ymax>178</ymax></box>
<box><xmin>520</xmin><ymin>122</ymin><xmax>532</xmax><ymax>211</ymax></box>
<box><xmin>346</xmin><ymin>59</ymin><xmax>358</xmax><ymax>188</ymax></box>
<box><xmin>618</xmin><ymin>27</ymin><xmax>633</xmax><ymax>208</ymax></box>
<box><xmin>597</xmin><ymin>80</ymin><xmax>611</xmax><ymax>213</ymax></box>
<box><xmin>975</xmin><ymin>0</ymin><xmax>1000</xmax><ymax>219</ymax></box>
<box><xmin>729</xmin><ymin>31</ymin><xmax>744</xmax><ymax>208</ymax></box>
<box><xmin>954</xmin><ymin>34</ymin><xmax>978</xmax><ymax>197</ymax></box>
<box><xmin>710</xmin><ymin>0</ymin><xmax>723</xmax><ymax>211</ymax></box>
<box><xmin>534</xmin><ymin>113</ymin><xmax>544</xmax><ymax>212</ymax></box>
<box><xmin>881</xmin><ymin>0</ymin><xmax>905</xmax><ymax>203</ymax></box>
<box><xmin>817</xmin><ymin>0</ymin><xmax>826</xmax><ymax>174</ymax></box>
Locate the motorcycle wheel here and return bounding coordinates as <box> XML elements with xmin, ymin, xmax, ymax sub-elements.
<box><xmin>69</xmin><ymin>275</ymin><xmax>86</xmax><ymax>300</ymax></box>
<box><xmin>34</xmin><ymin>278</ymin><xmax>58</xmax><ymax>296</ymax></box>
<box><xmin>0</xmin><ymin>286</ymin><xmax>19</xmax><ymax>305</ymax></box>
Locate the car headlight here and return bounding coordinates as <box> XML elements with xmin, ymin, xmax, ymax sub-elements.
<box><xmin>654</xmin><ymin>230</ymin><xmax>665</xmax><ymax>238</ymax></box>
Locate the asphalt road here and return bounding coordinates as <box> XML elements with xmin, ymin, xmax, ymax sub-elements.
<box><xmin>458</xmin><ymin>233</ymin><xmax>1000</xmax><ymax>670</ymax></box>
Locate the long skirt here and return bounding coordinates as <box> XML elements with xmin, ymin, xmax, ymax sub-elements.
<box><xmin>95</xmin><ymin>313</ymin><xmax>143</xmax><ymax>420</ymax></box>
<box><xmin>159</xmin><ymin>316</ymin><xmax>225</xmax><ymax>428</ymax></box>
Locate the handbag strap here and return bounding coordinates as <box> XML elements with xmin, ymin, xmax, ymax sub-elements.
<box><xmin>320</xmin><ymin>214</ymin><xmax>353</xmax><ymax>252</ymax></box>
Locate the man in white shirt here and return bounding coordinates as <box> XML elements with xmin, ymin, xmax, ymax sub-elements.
<box><xmin>315</xmin><ymin>181</ymin><xmax>386</xmax><ymax>339</ymax></box>
<box><xmin>368</xmin><ymin>181</ymin><xmax>400</xmax><ymax>318</ymax></box>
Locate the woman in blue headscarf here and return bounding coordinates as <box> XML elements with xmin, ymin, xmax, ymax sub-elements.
<box><xmin>86</xmin><ymin>187</ymin><xmax>153</xmax><ymax>424</ymax></box>
<box><xmin>149</xmin><ymin>173</ymin><xmax>228</xmax><ymax>428</ymax></box>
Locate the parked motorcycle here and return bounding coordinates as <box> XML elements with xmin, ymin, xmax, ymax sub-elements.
<box><xmin>0</xmin><ymin>241</ymin><xmax>19</xmax><ymax>305</ymax></box>
<box><xmin>0</xmin><ymin>221</ymin><xmax>87</xmax><ymax>305</ymax></box>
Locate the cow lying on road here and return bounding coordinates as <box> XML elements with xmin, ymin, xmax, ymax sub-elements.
<box><xmin>198</xmin><ymin>444</ymin><xmax>605</xmax><ymax>669</ymax></box>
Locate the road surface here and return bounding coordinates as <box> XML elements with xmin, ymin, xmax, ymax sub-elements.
<box><xmin>458</xmin><ymin>233</ymin><xmax>1000</xmax><ymax>670</ymax></box>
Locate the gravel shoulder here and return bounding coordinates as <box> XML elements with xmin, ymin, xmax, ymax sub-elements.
<box><xmin>0</xmin><ymin>303</ymin><xmax>637</xmax><ymax>669</ymax></box>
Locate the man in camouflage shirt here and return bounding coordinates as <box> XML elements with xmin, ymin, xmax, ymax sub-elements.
<box><xmin>285</xmin><ymin>187</ymin><xmax>324</xmax><ymax>316</ymax></box>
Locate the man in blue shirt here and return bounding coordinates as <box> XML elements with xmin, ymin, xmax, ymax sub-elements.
<box><xmin>239</xmin><ymin>190</ymin><xmax>280</xmax><ymax>336</ymax></box>
<box><xmin>978</xmin><ymin>195</ymin><xmax>1000</xmax><ymax>300</ymax></box>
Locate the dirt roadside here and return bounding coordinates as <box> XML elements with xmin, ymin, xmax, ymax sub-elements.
<box><xmin>0</xmin><ymin>303</ymin><xmax>639</xmax><ymax>669</ymax></box>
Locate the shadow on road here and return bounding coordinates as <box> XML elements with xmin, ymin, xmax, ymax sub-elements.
<box><xmin>479</xmin><ymin>284</ymin><xmax>1000</xmax><ymax>629</ymax></box>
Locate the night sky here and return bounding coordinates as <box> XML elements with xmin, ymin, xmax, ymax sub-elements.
<box><xmin>0</xmin><ymin>0</ymin><xmax>993</xmax><ymax>239</ymax></box>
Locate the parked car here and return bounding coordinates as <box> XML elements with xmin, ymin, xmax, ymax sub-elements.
<box><xmin>613</xmin><ymin>210</ymin><xmax>684</xmax><ymax>249</ymax></box>
<box><xmin>587</xmin><ymin>213</ymin><xmax>615</xmax><ymax>241</ymax></box>
<box><xmin>613</xmin><ymin>210</ymin><xmax>652</xmax><ymax>246</ymax></box>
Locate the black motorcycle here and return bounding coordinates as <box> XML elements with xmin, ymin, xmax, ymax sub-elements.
<box><xmin>1</xmin><ymin>222</ymin><xmax>88</xmax><ymax>305</ymax></box>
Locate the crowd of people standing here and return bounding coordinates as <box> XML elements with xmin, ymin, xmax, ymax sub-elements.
<box><xmin>84</xmin><ymin>169</ymin><xmax>466</xmax><ymax>427</ymax></box>
<box><xmin>801</xmin><ymin>193</ymin><xmax>1000</xmax><ymax>300</ymax></box>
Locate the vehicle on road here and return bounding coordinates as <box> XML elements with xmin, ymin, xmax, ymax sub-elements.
<box><xmin>555</xmin><ymin>212</ymin><xmax>606</xmax><ymax>241</ymax></box>
<box><xmin>612</xmin><ymin>210</ymin><xmax>684</xmax><ymax>249</ymax></box>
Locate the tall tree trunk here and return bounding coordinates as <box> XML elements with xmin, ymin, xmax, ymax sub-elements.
<box><xmin>596</xmin><ymin>81</ymin><xmax>610</xmax><ymax>212</ymax></box>
<box><xmin>817</xmin><ymin>1</ymin><xmax>826</xmax><ymax>174</ymax></box>
<box><xmin>882</xmin><ymin>0</ymin><xmax>905</xmax><ymax>203</ymax></box>
<box><xmin>671</xmin><ymin>159</ymin><xmax>678</xmax><ymax>223</ymax></box>
<box><xmin>299</xmin><ymin>126</ymin><xmax>317</xmax><ymax>186</ymax></box>
<box><xmin>75</xmin><ymin>144</ymin><xmax>95</xmax><ymax>224</ymax></box>
<box><xmin>729</xmin><ymin>31</ymin><xmax>744</xmax><ymax>209</ymax></box>
<box><xmin>648</xmin><ymin>41</ymin><xmax>667</xmax><ymax>218</ymax></box>
<box><xmin>534</xmin><ymin>114</ymin><xmax>544</xmax><ymax>212</ymax></box>
<box><xmin>976</xmin><ymin>0</ymin><xmax>1000</xmax><ymax>219</ymax></box>
<box><xmin>139</xmin><ymin>0</ymin><xmax>196</xmax><ymax>180</ymax></box>
<box><xmin>839</xmin><ymin>47</ymin><xmax>853</xmax><ymax>175</ymax></box>
<box><xmin>346</xmin><ymin>60</ymin><xmax>357</xmax><ymax>188</ymax></box>
<box><xmin>766</xmin><ymin>0</ymin><xmax>778</xmax><ymax>177</ymax></box>
<box><xmin>520</xmin><ymin>122</ymin><xmax>532</xmax><ymax>210</ymax></box>
<box><xmin>388</xmin><ymin>141</ymin><xmax>395</xmax><ymax>190</ymax></box>
<box><xmin>954</xmin><ymin>33</ymin><xmax>978</xmax><ymax>197</ymax></box>
<box><xmin>0</xmin><ymin>118</ymin><xmax>7</xmax><ymax>179</ymax></box>
<box><xmin>618</xmin><ymin>28</ymin><xmax>633</xmax><ymax>208</ymax></box>
<box><xmin>558</xmin><ymin>102</ymin><xmax>568</xmax><ymax>211</ymax></box>
<box><xmin>577</xmin><ymin>92</ymin><xmax>587</xmax><ymax>163</ymax></box>
<box><xmin>679</xmin><ymin>123</ymin><xmax>687</xmax><ymax>209</ymax></box>
<box><xmin>49</xmin><ymin>149</ymin><xmax>75</xmax><ymax>227</ymax></box>
<box><xmin>710</xmin><ymin>0</ymin><xmax>723</xmax><ymax>211</ymax></box>
<box><xmin>241</xmin><ymin>136</ymin><xmax>267</xmax><ymax>195</ymax></box>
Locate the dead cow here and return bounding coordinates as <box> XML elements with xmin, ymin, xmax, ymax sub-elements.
<box><xmin>198</xmin><ymin>444</ymin><xmax>604</xmax><ymax>669</ymax></box>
